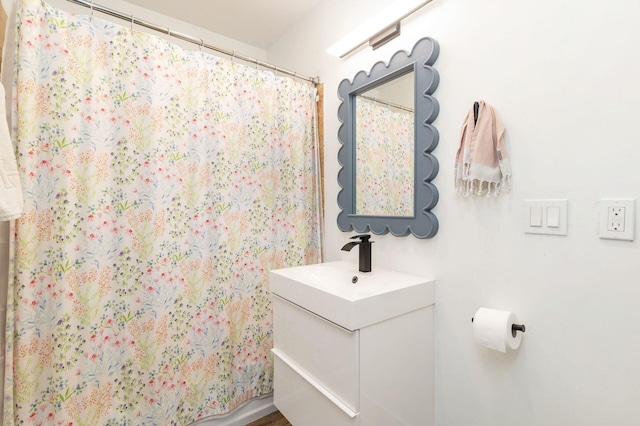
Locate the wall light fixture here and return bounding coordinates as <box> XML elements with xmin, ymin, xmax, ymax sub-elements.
<box><xmin>326</xmin><ymin>0</ymin><xmax>433</xmax><ymax>58</ymax></box>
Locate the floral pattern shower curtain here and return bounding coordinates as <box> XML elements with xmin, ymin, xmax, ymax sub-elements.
<box><xmin>3</xmin><ymin>0</ymin><xmax>322</xmax><ymax>424</ymax></box>
<box><xmin>355</xmin><ymin>97</ymin><xmax>414</xmax><ymax>216</ymax></box>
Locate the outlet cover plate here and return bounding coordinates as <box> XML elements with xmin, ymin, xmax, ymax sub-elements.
<box><xmin>599</xmin><ymin>199</ymin><xmax>634</xmax><ymax>241</ymax></box>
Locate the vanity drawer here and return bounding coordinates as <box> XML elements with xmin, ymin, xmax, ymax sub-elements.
<box><xmin>272</xmin><ymin>294</ymin><xmax>359</xmax><ymax>411</ymax></box>
<box><xmin>274</xmin><ymin>352</ymin><xmax>358</xmax><ymax>426</ymax></box>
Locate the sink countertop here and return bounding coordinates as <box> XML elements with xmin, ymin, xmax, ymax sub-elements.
<box><xmin>270</xmin><ymin>261</ymin><xmax>435</xmax><ymax>331</ymax></box>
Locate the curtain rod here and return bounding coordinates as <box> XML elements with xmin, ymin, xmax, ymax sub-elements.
<box><xmin>359</xmin><ymin>94</ymin><xmax>413</xmax><ymax>113</ymax></box>
<box><xmin>65</xmin><ymin>0</ymin><xmax>319</xmax><ymax>85</ymax></box>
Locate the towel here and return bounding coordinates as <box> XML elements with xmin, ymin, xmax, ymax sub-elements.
<box><xmin>0</xmin><ymin>83</ymin><xmax>23</xmax><ymax>220</ymax></box>
<box><xmin>455</xmin><ymin>100</ymin><xmax>511</xmax><ymax>197</ymax></box>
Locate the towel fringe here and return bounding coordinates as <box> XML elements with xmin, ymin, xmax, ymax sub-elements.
<box><xmin>455</xmin><ymin>177</ymin><xmax>510</xmax><ymax>198</ymax></box>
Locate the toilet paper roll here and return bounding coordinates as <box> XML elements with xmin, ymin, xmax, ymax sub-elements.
<box><xmin>472</xmin><ymin>307</ymin><xmax>522</xmax><ymax>352</ymax></box>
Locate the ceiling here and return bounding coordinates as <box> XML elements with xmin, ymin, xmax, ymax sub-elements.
<box><xmin>124</xmin><ymin>0</ymin><xmax>324</xmax><ymax>50</ymax></box>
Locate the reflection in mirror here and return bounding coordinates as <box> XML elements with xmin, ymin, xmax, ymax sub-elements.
<box><xmin>355</xmin><ymin>71</ymin><xmax>415</xmax><ymax>216</ymax></box>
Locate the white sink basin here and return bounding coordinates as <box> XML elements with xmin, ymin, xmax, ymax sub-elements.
<box><xmin>270</xmin><ymin>261</ymin><xmax>435</xmax><ymax>330</ymax></box>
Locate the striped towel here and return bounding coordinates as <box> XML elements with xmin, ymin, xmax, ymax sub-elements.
<box><xmin>455</xmin><ymin>100</ymin><xmax>511</xmax><ymax>197</ymax></box>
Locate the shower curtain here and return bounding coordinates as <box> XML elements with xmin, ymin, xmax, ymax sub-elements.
<box><xmin>3</xmin><ymin>0</ymin><xmax>322</xmax><ymax>424</ymax></box>
<box><xmin>355</xmin><ymin>97</ymin><xmax>413</xmax><ymax>216</ymax></box>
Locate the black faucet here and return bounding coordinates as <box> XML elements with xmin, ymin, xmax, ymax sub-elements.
<box><xmin>341</xmin><ymin>234</ymin><xmax>373</xmax><ymax>273</ymax></box>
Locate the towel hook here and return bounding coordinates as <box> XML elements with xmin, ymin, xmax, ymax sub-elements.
<box><xmin>473</xmin><ymin>101</ymin><xmax>480</xmax><ymax>125</ymax></box>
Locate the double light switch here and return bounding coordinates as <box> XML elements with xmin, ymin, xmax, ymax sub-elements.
<box><xmin>524</xmin><ymin>199</ymin><xmax>568</xmax><ymax>236</ymax></box>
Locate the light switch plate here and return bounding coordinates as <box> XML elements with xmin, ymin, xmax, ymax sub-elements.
<box><xmin>599</xmin><ymin>199</ymin><xmax>634</xmax><ymax>241</ymax></box>
<box><xmin>524</xmin><ymin>199</ymin><xmax>568</xmax><ymax>236</ymax></box>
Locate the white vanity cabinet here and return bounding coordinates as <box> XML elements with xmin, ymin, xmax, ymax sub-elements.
<box><xmin>270</xmin><ymin>261</ymin><xmax>435</xmax><ymax>426</ymax></box>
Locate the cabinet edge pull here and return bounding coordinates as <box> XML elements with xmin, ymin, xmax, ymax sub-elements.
<box><xmin>272</xmin><ymin>348</ymin><xmax>359</xmax><ymax>418</ymax></box>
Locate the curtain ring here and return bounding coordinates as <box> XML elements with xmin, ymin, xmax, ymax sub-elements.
<box><xmin>90</xmin><ymin>0</ymin><xmax>94</xmax><ymax>17</ymax></box>
<box><xmin>130</xmin><ymin>14</ymin><xmax>134</xmax><ymax>31</ymax></box>
<box><xmin>231</xmin><ymin>51</ymin><xmax>235</xmax><ymax>62</ymax></box>
<box><xmin>199</xmin><ymin>39</ymin><xmax>204</xmax><ymax>53</ymax></box>
<box><xmin>167</xmin><ymin>28</ymin><xmax>171</xmax><ymax>38</ymax></box>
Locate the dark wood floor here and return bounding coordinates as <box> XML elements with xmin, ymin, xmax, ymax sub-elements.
<box><xmin>245</xmin><ymin>410</ymin><xmax>291</xmax><ymax>426</ymax></box>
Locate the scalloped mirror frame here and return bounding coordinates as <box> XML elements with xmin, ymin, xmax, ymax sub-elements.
<box><xmin>337</xmin><ymin>37</ymin><xmax>440</xmax><ymax>238</ymax></box>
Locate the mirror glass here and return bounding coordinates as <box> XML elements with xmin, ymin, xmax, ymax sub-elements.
<box><xmin>355</xmin><ymin>71</ymin><xmax>414</xmax><ymax>216</ymax></box>
<box><xmin>337</xmin><ymin>37</ymin><xmax>440</xmax><ymax>239</ymax></box>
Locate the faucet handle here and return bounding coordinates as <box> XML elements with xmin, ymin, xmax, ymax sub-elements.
<box><xmin>350</xmin><ymin>234</ymin><xmax>372</xmax><ymax>242</ymax></box>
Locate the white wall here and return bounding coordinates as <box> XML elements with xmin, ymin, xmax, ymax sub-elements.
<box><xmin>269</xmin><ymin>0</ymin><xmax>640</xmax><ymax>425</ymax></box>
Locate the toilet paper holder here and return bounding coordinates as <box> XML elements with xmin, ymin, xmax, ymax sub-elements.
<box><xmin>472</xmin><ymin>317</ymin><xmax>526</xmax><ymax>338</ymax></box>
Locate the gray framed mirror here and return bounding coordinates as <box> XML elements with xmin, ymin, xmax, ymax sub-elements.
<box><xmin>337</xmin><ymin>37</ymin><xmax>440</xmax><ymax>238</ymax></box>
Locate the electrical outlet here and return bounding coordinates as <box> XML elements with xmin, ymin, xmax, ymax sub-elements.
<box><xmin>607</xmin><ymin>207</ymin><xmax>625</xmax><ymax>232</ymax></box>
<box><xmin>600</xmin><ymin>199</ymin><xmax>634</xmax><ymax>241</ymax></box>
